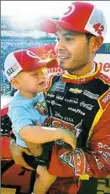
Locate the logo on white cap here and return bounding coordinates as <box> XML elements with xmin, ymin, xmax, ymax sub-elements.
<box><xmin>4</xmin><ymin>51</ymin><xmax>23</xmax><ymax>81</ymax></box>
<box><xmin>6</xmin><ymin>63</ymin><xmax>19</xmax><ymax>76</ymax></box>
<box><xmin>84</xmin><ymin>7</ymin><xmax>106</xmax><ymax>37</ymax></box>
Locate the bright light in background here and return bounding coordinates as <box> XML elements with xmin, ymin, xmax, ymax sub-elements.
<box><xmin>8</xmin><ymin>15</ymin><xmax>38</xmax><ymax>30</ymax></box>
<box><xmin>1</xmin><ymin>1</ymin><xmax>110</xmax><ymax>42</ymax></box>
<box><xmin>1</xmin><ymin>1</ymin><xmax>71</xmax><ymax>17</ymax></box>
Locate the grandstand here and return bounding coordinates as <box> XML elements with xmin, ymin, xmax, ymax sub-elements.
<box><xmin>1</xmin><ymin>16</ymin><xmax>110</xmax><ymax>96</ymax></box>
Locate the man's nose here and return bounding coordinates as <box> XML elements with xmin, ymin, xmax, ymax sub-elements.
<box><xmin>55</xmin><ymin>40</ymin><xmax>65</xmax><ymax>53</ymax></box>
<box><xmin>57</xmin><ymin>39</ymin><xmax>65</xmax><ymax>48</ymax></box>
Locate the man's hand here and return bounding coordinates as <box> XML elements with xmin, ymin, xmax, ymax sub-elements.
<box><xmin>10</xmin><ymin>139</ymin><xmax>34</xmax><ymax>170</ymax></box>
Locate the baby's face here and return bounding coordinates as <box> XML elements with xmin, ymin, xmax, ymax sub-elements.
<box><xmin>16</xmin><ymin>68</ymin><xmax>47</xmax><ymax>97</ymax></box>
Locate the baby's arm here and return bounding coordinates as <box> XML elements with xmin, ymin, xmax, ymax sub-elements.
<box><xmin>9</xmin><ymin>106</ymin><xmax>76</xmax><ymax>152</ymax></box>
<box><xmin>19</xmin><ymin>125</ymin><xmax>76</xmax><ymax>149</ymax></box>
<box><xmin>25</xmin><ymin>122</ymin><xmax>43</xmax><ymax>157</ymax></box>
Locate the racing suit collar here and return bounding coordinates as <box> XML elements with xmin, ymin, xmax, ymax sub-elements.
<box><xmin>62</xmin><ymin>63</ymin><xmax>100</xmax><ymax>84</ymax></box>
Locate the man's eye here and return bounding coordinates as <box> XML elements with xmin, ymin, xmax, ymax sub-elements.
<box><xmin>55</xmin><ymin>36</ymin><xmax>72</xmax><ymax>42</ymax></box>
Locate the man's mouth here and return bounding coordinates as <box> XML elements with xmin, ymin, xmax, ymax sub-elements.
<box><xmin>58</xmin><ymin>55</ymin><xmax>70</xmax><ymax>60</ymax></box>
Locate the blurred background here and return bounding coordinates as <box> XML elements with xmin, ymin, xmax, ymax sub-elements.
<box><xmin>1</xmin><ymin>1</ymin><xmax>110</xmax><ymax>107</ymax></box>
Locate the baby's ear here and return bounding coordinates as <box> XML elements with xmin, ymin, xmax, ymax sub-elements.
<box><xmin>10</xmin><ymin>78</ymin><xmax>20</xmax><ymax>89</ymax></box>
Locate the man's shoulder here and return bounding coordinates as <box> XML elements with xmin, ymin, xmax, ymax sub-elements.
<box><xmin>46</xmin><ymin>74</ymin><xmax>62</xmax><ymax>91</ymax></box>
<box><xmin>98</xmin><ymin>71</ymin><xmax>110</xmax><ymax>86</ymax></box>
<box><xmin>97</xmin><ymin>72</ymin><xmax>110</xmax><ymax>111</ymax></box>
<box><xmin>50</xmin><ymin>74</ymin><xmax>62</xmax><ymax>83</ymax></box>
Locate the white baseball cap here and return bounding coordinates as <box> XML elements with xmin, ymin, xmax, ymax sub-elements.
<box><xmin>40</xmin><ymin>1</ymin><xmax>107</xmax><ymax>38</ymax></box>
<box><xmin>4</xmin><ymin>49</ymin><xmax>57</xmax><ymax>81</ymax></box>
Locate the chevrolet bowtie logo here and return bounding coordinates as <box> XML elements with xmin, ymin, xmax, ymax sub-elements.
<box><xmin>69</xmin><ymin>88</ymin><xmax>82</xmax><ymax>94</ymax></box>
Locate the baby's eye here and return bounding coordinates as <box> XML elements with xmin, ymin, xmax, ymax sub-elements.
<box><xmin>65</xmin><ymin>37</ymin><xmax>72</xmax><ymax>41</ymax></box>
<box><xmin>32</xmin><ymin>73</ymin><xmax>37</xmax><ymax>76</ymax></box>
<box><xmin>56</xmin><ymin>36</ymin><xmax>60</xmax><ymax>42</ymax></box>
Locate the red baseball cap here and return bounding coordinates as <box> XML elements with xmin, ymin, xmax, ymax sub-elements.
<box><xmin>4</xmin><ymin>49</ymin><xmax>57</xmax><ymax>81</ymax></box>
<box><xmin>40</xmin><ymin>1</ymin><xmax>107</xmax><ymax>38</ymax></box>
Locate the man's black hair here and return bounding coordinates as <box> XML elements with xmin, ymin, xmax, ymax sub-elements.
<box><xmin>85</xmin><ymin>33</ymin><xmax>96</xmax><ymax>41</ymax></box>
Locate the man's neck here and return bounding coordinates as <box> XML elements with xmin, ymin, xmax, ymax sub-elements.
<box><xmin>84</xmin><ymin>64</ymin><xmax>96</xmax><ymax>76</ymax></box>
<box><xmin>68</xmin><ymin>62</ymin><xmax>96</xmax><ymax>77</ymax></box>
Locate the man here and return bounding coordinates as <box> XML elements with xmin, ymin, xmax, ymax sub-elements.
<box><xmin>10</xmin><ymin>1</ymin><xmax>110</xmax><ymax>194</ymax></box>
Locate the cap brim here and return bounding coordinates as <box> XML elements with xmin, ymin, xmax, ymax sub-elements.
<box><xmin>47</xmin><ymin>58</ymin><xmax>58</xmax><ymax>68</ymax></box>
<box><xmin>34</xmin><ymin>58</ymin><xmax>58</xmax><ymax>70</ymax></box>
<box><xmin>40</xmin><ymin>19</ymin><xmax>88</xmax><ymax>34</ymax></box>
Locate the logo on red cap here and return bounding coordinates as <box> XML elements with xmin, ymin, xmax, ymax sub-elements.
<box><xmin>27</xmin><ymin>50</ymin><xmax>41</xmax><ymax>59</ymax></box>
<box><xmin>63</xmin><ymin>4</ymin><xmax>75</xmax><ymax>17</ymax></box>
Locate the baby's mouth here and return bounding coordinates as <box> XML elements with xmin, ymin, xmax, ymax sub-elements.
<box><xmin>39</xmin><ymin>81</ymin><xmax>45</xmax><ymax>86</ymax></box>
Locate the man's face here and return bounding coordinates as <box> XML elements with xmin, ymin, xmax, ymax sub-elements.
<box><xmin>55</xmin><ymin>26</ymin><xmax>91</xmax><ymax>75</ymax></box>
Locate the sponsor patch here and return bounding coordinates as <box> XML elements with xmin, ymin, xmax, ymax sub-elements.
<box><xmin>80</xmin><ymin>101</ymin><xmax>94</xmax><ymax>111</ymax></box>
<box><xmin>65</xmin><ymin>98</ymin><xmax>79</xmax><ymax>104</ymax></box>
<box><xmin>98</xmin><ymin>142</ymin><xmax>110</xmax><ymax>150</ymax></box>
<box><xmin>68</xmin><ymin>107</ymin><xmax>85</xmax><ymax>116</ymax></box>
<box><xmin>59</xmin><ymin>151</ymin><xmax>75</xmax><ymax>168</ymax></box>
<box><xmin>83</xmin><ymin>90</ymin><xmax>99</xmax><ymax>100</ymax></box>
<box><xmin>51</xmin><ymin>82</ymin><xmax>66</xmax><ymax>92</ymax></box>
<box><xmin>98</xmin><ymin>89</ymin><xmax>110</xmax><ymax>110</ymax></box>
<box><xmin>91</xmin><ymin>151</ymin><xmax>105</xmax><ymax>169</ymax></box>
<box><xmin>59</xmin><ymin>149</ymin><xmax>86</xmax><ymax>176</ymax></box>
<box><xmin>69</xmin><ymin>88</ymin><xmax>82</xmax><ymax>94</ymax></box>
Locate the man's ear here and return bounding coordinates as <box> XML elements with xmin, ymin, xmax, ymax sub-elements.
<box><xmin>10</xmin><ymin>78</ymin><xmax>20</xmax><ymax>89</ymax></box>
<box><xmin>91</xmin><ymin>36</ymin><xmax>103</xmax><ymax>53</ymax></box>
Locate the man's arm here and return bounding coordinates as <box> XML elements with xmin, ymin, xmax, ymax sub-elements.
<box><xmin>48</xmin><ymin>105</ymin><xmax>110</xmax><ymax>179</ymax></box>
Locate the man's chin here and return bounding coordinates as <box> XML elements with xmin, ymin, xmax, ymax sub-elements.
<box><xmin>59</xmin><ymin>63</ymin><xmax>71</xmax><ymax>70</ymax></box>
<box><xmin>59</xmin><ymin>61</ymin><xmax>67</xmax><ymax>69</ymax></box>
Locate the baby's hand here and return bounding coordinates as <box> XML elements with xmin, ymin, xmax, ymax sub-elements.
<box><xmin>62</xmin><ymin>130</ymin><xmax>77</xmax><ymax>149</ymax></box>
